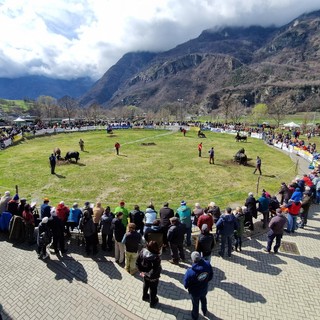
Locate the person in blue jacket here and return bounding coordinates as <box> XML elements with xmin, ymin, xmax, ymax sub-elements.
<box><xmin>184</xmin><ymin>251</ymin><xmax>213</xmax><ymax>320</ymax></box>
<box><xmin>216</xmin><ymin>207</ymin><xmax>239</xmax><ymax>257</ymax></box>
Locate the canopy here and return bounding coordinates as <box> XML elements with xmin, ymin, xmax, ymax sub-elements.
<box><xmin>283</xmin><ymin>121</ymin><xmax>300</xmax><ymax>128</ymax></box>
<box><xmin>13</xmin><ymin>117</ymin><xmax>26</xmax><ymax>122</ymax></box>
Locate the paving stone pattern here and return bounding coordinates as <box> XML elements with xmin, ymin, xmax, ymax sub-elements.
<box><xmin>0</xmin><ymin>205</ymin><xmax>320</xmax><ymax>320</ymax></box>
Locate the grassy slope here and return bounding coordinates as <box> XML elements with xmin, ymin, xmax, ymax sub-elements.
<box><xmin>0</xmin><ymin>129</ymin><xmax>297</xmax><ymax>211</ymax></box>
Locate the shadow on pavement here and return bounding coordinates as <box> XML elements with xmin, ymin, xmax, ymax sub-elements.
<box><xmin>95</xmin><ymin>255</ymin><xmax>122</xmax><ymax>280</ymax></box>
<box><xmin>46</xmin><ymin>255</ymin><xmax>88</xmax><ymax>283</ymax></box>
<box><xmin>211</xmin><ymin>267</ymin><xmax>267</xmax><ymax>304</ymax></box>
<box><xmin>0</xmin><ymin>304</ymin><xmax>14</xmax><ymax>320</ymax></box>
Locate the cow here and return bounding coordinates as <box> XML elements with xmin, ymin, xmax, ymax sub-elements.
<box><xmin>53</xmin><ymin>147</ymin><xmax>62</xmax><ymax>160</ymax></box>
<box><xmin>65</xmin><ymin>151</ymin><xmax>80</xmax><ymax>163</ymax></box>
<box><xmin>234</xmin><ymin>148</ymin><xmax>247</xmax><ymax>165</ymax></box>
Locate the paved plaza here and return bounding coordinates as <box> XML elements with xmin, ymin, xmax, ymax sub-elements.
<box><xmin>0</xmin><ymin>203</ymin><xmax>320</xmax><ymax>320</ymax></box>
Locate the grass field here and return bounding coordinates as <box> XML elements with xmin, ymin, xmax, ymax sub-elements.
<box><xmin>0</xmin><ymin>129</ymin><xmax>298</xmax><ymax>211</ymax></box>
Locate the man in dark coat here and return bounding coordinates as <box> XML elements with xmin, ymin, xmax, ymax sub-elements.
<box><xmin>129</xmin><ymin>205</ymin><xmax>145</xmax><ymax>235</ymax></box>
<box><xmin>159</xmin><ymin>202</ymin><xmax>174</xmax><ymax>248</ymax></box>
<box><xmin>244</xmin><ymin>192</ymin><xmax>257</xmax><ymax>231</ymax></box>
<box><xmin>265</xmin><ymin>208</ymin><xmax>287</xmax><ymax>253</ymax></box>
<box><xmin>49</xmin><ymin>153</ymin><xmax>56</xmax><ymax>174</ymax></box>
<box><xmin>216</xmin><ymin>207</ymin><xmax>238</xmax><ymax>258</ymax></box>
<box><xmin>167</xmin><ymin>217</ymin><xmax>186</xmax><ymax>264</ymax></box>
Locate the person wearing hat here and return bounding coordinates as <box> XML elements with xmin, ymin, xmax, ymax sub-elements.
<box><xmin>265</xmin><ymin>208</ymin><xmax>287</xmax><ymax>254</ymax></box>
<box><xmin>195</xmin><ymin>224</ymin><xmax>215</xmax><ymax>261</ymax></box>
<box><xmin>183</xmin><ymin>251</ymin><xmax>213</xmax><ymax>320</ymax></box>
<box><xmin>114</xmin><ymin>201</ymin><xmax>129</xmax><ymax>228</ymax></box>
<box><xmin>176</xmin><ymin>200</ymin><xmax>192</xmax><ymax>247</ymax></box>
<box><xmin>40</xmin><ymin>198</ymin><xmax>51</xmax><ymax>219</ymax></box>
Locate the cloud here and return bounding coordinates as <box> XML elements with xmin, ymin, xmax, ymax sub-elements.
<box><xmin>0</xmin><ymin>0</ymin><xmax>318</xmax><ymax>80</ymax></box>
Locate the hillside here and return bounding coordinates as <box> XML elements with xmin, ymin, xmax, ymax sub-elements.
<box><xmin>79</xmin><ymin>10</ymin><xmax>320</xmax><ymax>114</ymax></box>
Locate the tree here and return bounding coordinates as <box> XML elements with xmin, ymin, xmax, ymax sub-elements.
<box><xmin>251</xmin><ymin>103</ymin><xmax>268</xmax><ymax>124</ymax></box>
<box><xmin>267</xmin><ymin>100</ymin><xmax>291</xmax><ymax>128</ymax></box>
<box><xmin>37</xmin><ymin>95</ymin><xmax>57</xmax><ymax>120</ymax></box>
<box><xmin>229</xmin><ymin>102</ymin><xmax>246</xmax><ymax>124</ymax></box>
<box><xmin>58</xmin><ymin>96</ymin><xmax>78</xmax><ymax>122</ymax></box>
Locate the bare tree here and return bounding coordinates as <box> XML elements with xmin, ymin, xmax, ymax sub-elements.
<box><xmin>58</xmin><ymin>96</ymin><xmax>78</xmax><ymax>122</ymax></box>
<box><xmin>268</xmin><ymin>100</ymin><xmax>292</xmax><ymax>128</ymax></box>
<box><xmin>37</xmin><ymin>95</ymin><xmax>57</xmax><ymax>120</ymax></box>
<box><xmin>229</xmin><ymin>101</ymin><xmax>246</xmax><ymax>124</ymax></box>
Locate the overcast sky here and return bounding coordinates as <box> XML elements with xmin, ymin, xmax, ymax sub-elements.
<box><xmin>0</xmin><ymin>0</ymin><xmax>319</xmax><ymax>80</ymax></box>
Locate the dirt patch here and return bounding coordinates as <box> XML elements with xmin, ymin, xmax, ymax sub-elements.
<box><xmin>141</xmin><ymin>142</ymin><xmax>156</xmax><ymax>146</ymax></box>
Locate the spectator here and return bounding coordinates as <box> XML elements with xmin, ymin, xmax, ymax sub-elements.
<box><xmin>100</xmin><ymin>206</ymin><xmax>114</xmax><ymax>251</ymax></box>
<box><xmin>285</xmin><ymin>200</ymin><xmax>302</xmax><ymax>234</ymax></box>
<box><xmin>195</xmin><ymin>224</ymin><xmax>215</xmax><ymax>261</ymax></box>
<box><xmin>49</xmin><ymin>209</ymin><xmax>67</xmax><ymax>255</ymax></box>
<box><xmin>129</xmin><ymin>205</ymin><xmax>145</xmax><ymax>235</ymax></box>
<box><xmin>257</xmin><ymin>192</ymin><xmax>270</xmax><ymax>229</ymax></box>
<box><xmin>265</xmin><ymin>208</ymin><xmax>287</xmax><ymax>254</ymax></box>
<box><xmin>144</xmin><ymin>205</ymin><xmax>157</xmax><ymax>233</ymax></box>
<box><xmin>234</xmin><ymin>206</ymin><xmax>245</xmax><ymax>252</ymax></box>
<box><xmin>122</xmin><ymin>223</ymin><xmax>142</xmax><ymax>275</ymax></box>
<box><xmin>114</xmin><ymin>201</ymin><xmax>129</xmax><ymax>228</ymax></box>
<box><xmin>244</xmin><ymin>192</ymin><xmax>257</xmax><ymax>231</ymax></box>
<box><xmin>159</xmin><ymin>202</ymin><xmax>174</xmax><ymax>248</ymax></box>
<box><xmin>0</xmin><ymin>191</ymin><xmax>12</xmax><ymax>214</ymax></box>
<box><xmin>144</xmin><ymin>219</ymin><xmax>163</xmax><ymax>249</ymax></box>
<box><xmin>80</xmin><ymin>209</ymin><xmax>97</xmax><ymax>255</ymax></box>
<box><xmin>176</xmin><ymin>200</ymin><xmax>192</xmax><ymax>247</ymax></box>
<box><xmin>136</xmin><ymin>240</ymin><xmax>162</xmax><ymax>308</ymax></box>
<box><xmin>22</xmin><ymin>203</ymin><xmax>35</xmax><ymax>245</ymax></box>
<box><xmin>184</xmin><ymin>251</ymin><xmax>213</xmax><ymax>320</ymax></box>
<box><xmin>66</xmin><ymin>203</ymin><xmax>82</xmax><ymax>234</ymax></box>
<box><xmin>167</xmin><ymin>217</ymin><xmax>186</xmax><ymax>264</ymax></box>
<box><xmin>112</xmin><ymin>212</ymin><xmax>126</xmax><ymax>264</ymax></box>
<box><xmin>40</xmin><ymin>198</ymin><xmax>51</xmax><ymax>219</ymax></box>
<box><xmin>216</xmin><ymin>207</ymin><xmax>238</xmax><ymax>258</ymax></box>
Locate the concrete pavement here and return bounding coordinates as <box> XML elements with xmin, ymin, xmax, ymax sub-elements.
<box><xmin>0</xmin><ymin>203</ymin><xmax>320</xmax><ymax>320</ymax></box>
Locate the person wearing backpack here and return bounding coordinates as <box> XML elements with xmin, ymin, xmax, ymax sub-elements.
<box><xmin>136</xmin><ymin>240</ymin><xmax>162</xmax><ymax>308</ymax></box>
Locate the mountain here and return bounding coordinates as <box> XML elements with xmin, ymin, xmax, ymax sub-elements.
<box><xmin>79</xmin><ymin>9</ymin><xmax>320</xmax><ymax>114</ymax></box>
<box><xmin>0</xmin><ymin>75</ymin><xmax>94</xmax><ymax>100</ymax></box>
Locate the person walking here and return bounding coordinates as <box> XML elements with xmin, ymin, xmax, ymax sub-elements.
<box><xmin>265</xmin><ymin>208</ymin><xmax>287</xmax><ymax>253</ymax></box>
<box><xmin>115</xmin><ymin>142</ymin><xmax>120</xmax><ymax>155</ymax></box>
<box><xmin>209</xmin><ymin>147</ymin><xmax>214</xmax><ymax>164</ymax></box>
<box><xmin>49</xmin><ymin>153</ymin><xmax>56</xmax><ymax>174</ymax></box>
<box><xmin>184</xmin><ymin>251</ymin><xmax>213</xmax><ymax>320</ymax></box>
<box><xmin>253</xmin><ymin>156</ymin><xmax>262</xmax><ymax>175</ymax></box>
<box><xmin>198</xmin><ymin>142</ymin><xmax>203</xmax><ymax>157</ymax></box>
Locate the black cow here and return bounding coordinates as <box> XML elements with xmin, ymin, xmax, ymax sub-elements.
<box><xmin>65</xmin><ymin>151</ymin><xmax>80</xmax><ymax>163</ymax></box>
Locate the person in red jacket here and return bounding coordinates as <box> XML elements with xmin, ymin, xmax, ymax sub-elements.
<box><xmin>115</xmin><ymin>142</ymin><xmax>120</xmax><ymax>155</ymax></box>
<box><xmin>198</xmin><ymin>142</ymin><xmax>203</xmax><ymax>157</ymax></box>
<box><xmin>197</xmin><ymin>211</ymin><xmax>214</xmax><ymax>232</ymax></box>
<box><xmin>55</xmin><ymin>201</ymin><xmax>70</xmax><ymax>235</ymax></box>
<box><xmin>285</xmin><ymin>200</ymin><xmax>301</xmax><ymax>233</ymax></box>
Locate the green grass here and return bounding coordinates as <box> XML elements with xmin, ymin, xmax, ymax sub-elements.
<box><xmin>0</xmin><ymin>129</ymin><xmax>298</xmax><ymax>211</ymax></box>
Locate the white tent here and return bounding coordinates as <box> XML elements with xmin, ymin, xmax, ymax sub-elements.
<box><xmin>13</xmin><ymin>117</ymin><xmax>26</xmax><ymax>122</ymax></box>
<box><xmin>283</xmin><ymin>121</ymin><xmax>300</xmax><ymax>128</ymax></box>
